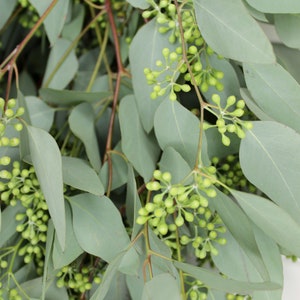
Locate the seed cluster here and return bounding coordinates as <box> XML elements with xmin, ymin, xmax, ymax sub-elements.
<box><xmin>137</xmin><ymin>169</ymin><xmax>227</xmax><ymax>260</ymax></box>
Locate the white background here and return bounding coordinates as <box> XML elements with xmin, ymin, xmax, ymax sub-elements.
<box><xmin>282</xmin><ymin>257</ymin><xmax>300</xmax><ymax>300</ymax></box>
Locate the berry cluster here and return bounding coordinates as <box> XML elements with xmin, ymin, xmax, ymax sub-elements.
<box><xmin>56</xmin><ymin>264</ymin><xmax>101</xmax><ymax>298</ymax></box>
<box><xmin>0</xmin><ymin>285</ymin><xmax>22</xmax><ymax>300</ymax></box>
<box><xmin>203</xmin><ymin>94</ymin><xmax>253</xmax><ymax>146</ymax></box>
<box><xmin>226</xmin><ymin>293</ymin><xmax>252</xmax><ymax>300</ymax></box>
<box><xmin>17</xmin><ymin>0</ymin><xmax>42</xmax><ymax>36</ymax></box>
<box><xmin>144</xmin><ymin>47</ymin><xmax>190</xmax><ymax>101</ymax></box>
<box><xmin>212</xmin><ymin>155</ymin><xmax>256</xmax><ymax>194</ymax></box>
<box><xmin>136</xmin><ymin>169</ymin><xmax>226</xmax><ymax>259</ymax></box>
<box><xmin>0</xmin><ymin>162</ymin><xmax>49</xmax><ymax>275</ymax></box>
<box><xmin>185</xmin><ymin>277</ymin><xmax>208</xmax><ymax>300</ymax></box>
<box><xmin>0</xmin><ymin>98</ymin><xmax>24</xmax><ymax>147</ymax></box>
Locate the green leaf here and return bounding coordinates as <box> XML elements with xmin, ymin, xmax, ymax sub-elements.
<box><xmin>39</xmin><ymin>88</ymin><xmax>111</xmax><ymax>106</ymax></box>
<box><xmin>29</xmin><ymin>0</ymin><xmax>69</xmax><ymax>45</ymax></box>
<box><xmin>194</xmin><ymin>0</ymin><xmax>275</xmax><ymax>63</ymax></box>
<box><xmin>26</xmin><ymin>96</ymin><xmax>55</xmax><ymax>132</ymax></box>
<box><xmin>119</xmin><ymin>95</ymin><xmax>160</xmax><ymax>181</ymax></box>
<box><xmin>69</xmin><ymin>193</ymin><xmax>130</xmax><ymax>262</ymax></box>
<box><xmin>274</xmin><ymin>14</ymin><xmax>300</xmax><ymax>49</ymax></box>
<box><xmin>62</xmin><ymin>3</ymin><xmax>85</xmax><ymax>41</ymax></box>
<box><xmin>232</xmin><ymin>190</ymin><xmax>300</xmax><ymax>257</ymax></box>
<box><xmin>99</xmin><ymin>143</ymin><xmax>128</xmax><ymax>191</ymax></box>
<box><xmin>119</xmin><ymin>246</ymin><xmax>140</xmax><ymax>276</ymax></box>
<box><xmin>212</xmin><ymin>190</ymin><xmax>269</xmax><ymax>280</ymax></box>
<box><xmin>52</xmin><ymin>202</ymin><xmax>83</xmax><ymax>269</ymax></box>
<box><xmin>159</xmin><ymin>147</ymin><xmax>192</xmax><ymax>184</ymax></box>
<box><xmin>0</xmin><ymin>0</ymin><xmax>17</xmax><ymax>30</ymax></box>
<box><xmin>62</xmin><ymin>156</ymin><xmax>104</xmax><ymax>195</ymax></box>
<box><xmin>154</xmin><ymin>99</ymin><xmax>209</xmax><ymax>168</ymax></box>
<box><xmin>240</xmin><ymin>121</ymin><xmax>300</xmax><ymax>224</ymax></box>
<box><xmin>0</xmin><ymin>203</ymin><xmax>24</xmax><ymax>247</ymax></box>
<box><xmin>244</xmin><ymin>63</ymin><xmax>300</xmax><ymax>132</ymax></box>
<box><xmin>240</xmin><ymin>88</ymin><xmax>274</xmax><ymax>121</ymax></box>
<box><xmin>174</xmin><ymin>261</ymin><xmax>280</xmax><ymax>293</ymax></box>
<box><xmin>27</xmin><ymin>125</ymin><xmax>65</xmax><ymax>249</ymax></box>
<box><xmin>212</xmin><ymin>229</ymin><xmax>262</xmax><ymax>282</ymax></box>
<box><xmin>126</xmin><ymin>0</ymin><xmax>149</xmax><ymax>9</ymax></box>
<box><xmin>245</xmin><ymin>0</ymin><xmax>300</xmax><ymax>13</ymax></box>
<box><xmin>129</xmin><ymin>19</ymin><xmax>179</xmax><ymax>132</ymax></box>
<box><xmin>125</xmin><ymin>165</ymin><xmax>142</xmax><ymax>237</ymax></box>
<box><xmin>90</xmin><ymin>252</ymin><xmax>126</xmax><ymax>300</ymax></box>
<box><xmin>69</xmin><ymin>102</ymin><xmax>101</xmax><ymax>172</ymax></box>
<box><xmin>42</xmin><ymin>38</ymin><xmax>78</xmax><ymax>89</ymax></box>
<box><xmin>252</xmin><ymin>225</ymin><xmax>283</xmax><ymax>300</ymax></box>
<box><xmin>274</xmin><ymin>44</ymin><xmax>300</xmax><ymax>85</ymax></box>
<box><xmin>141</xmin><ymin>274</ymin><xmax>181</xmax><ymax>300</ymax></box>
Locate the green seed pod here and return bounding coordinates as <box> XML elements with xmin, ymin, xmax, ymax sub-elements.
<box><xmin>226</xmin><ymin>95</ymin><xmax>236</xmax><ymax>107</ymax></box>
<box><xmin>14</xmin><ymin>123</ymin><xmax>23</xmax><ymax>132</ymax></box>
<box><xmin>183</xmin><ymin>210</ymin><xmax>194</xmax><ymax>222</ymax></box>
<box><xmin>221</xmin><ymin>134</ymin><xmax>231</xmax><ymax>146</ymax></box>
<box><xmin>211</xmin><ymin>94</ymin><xmax>221</xmax><ymax>106</ymax></box>
<box><xmin>180</xmin><ymin>235</ymin><xmax>190</xmax><ymax>245</ymax></box>
<box><xmin>236</xmin><ymin>99</ymin><xmax>245</xmax><ymax>109</ymax></box>
<box><xmin>157</xmin><ymin>222</ymin><xmax>168</xmax><ymax>235</ymax></box>
<box><xmin>146</xmin><ymin>181</ymin><xmax>161</xmax><ymax>191</ymax></box>
<box><xmin>209</xmin><ymin>230</ymin><xmax>218</xmax><ymax>239</ymax></box>
<box><xmin>162</xmin><ymin>171</ymin><xmax>172</xmax><ymax>182</ymax></box>
<box><xmin>231</xmin><ymin>108</ymin><xmax>244</xmax><ymax>117</ymax></box>
<box><xmin>175</xmin><ymin>215</ymin><xmax>184</xmax><ymax>227</ymax></box>
<box><xmin>145</xmin><ymin>202</ymin><xmax>155</xmax><ymax>213</ymax></box>
<box><xmin>138</xmin><ymin>207</ymin><xmax>149</xmax><ymax>216</ymax></box>
<box><xmin>4</xmin><ymin>108</ymin><xmax>14</xmax><ymax>118</ymax></box>
<box><xmin>0</xmin><ymin>156</ymin><xmax>11</xmax><ymax>165</ymax></box>
<box><xmin>188</xmin><ymin>45</ymin><xmax>198</xmax><ymax>55</ymax></box>
<box><xmin>165</xmin><ymin>197</ymin><xmax>174</xmax><ymax>208</ymax></box>
<box><xmin>136</xmin><ymin>216</ymin><xmax>148</xmax><ymax>225</ymax></box>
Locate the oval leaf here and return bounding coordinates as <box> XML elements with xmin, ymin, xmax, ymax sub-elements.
<box><xmin>274</xmin><ymin>14</ymin><xmax>300</xmax><ymax>49</ymax></box>
<box><xmin>232</xmin><ymin>191</ymin><xmax>300</xmax><ymax>257</ymax></box>
<box><xmin>194</xmin><ymin>0</ymin><xmax>275</xmax><ymax>63</ymax></box>
<box><xmin>42</xmin><ymin>38</ymin><xmax>78</xmax><ymax>89</ymax></box>
<box><xmin>240</xmin><ymin>121</ymin><xmax>300</xmax><ymax>224</ymax></box>
<box><xmin>29</xmin><ymin>0</ymin><xmax>69</xmax><ymax>45</ymax></box>
<box><xmin>119</xmin><ymin>95</ymin><xmax>160</xmax><ymax>181</ymax></box>
<box><xmin>69</xmin><ymin>193</ymin><xmax>130</xmax><ymax>262</ymax></box>
<box><xmin>62</xmin><ymin>156</ymin><xmax>104</xmax><ymax>195</ymax></box>
<box><xmin>129</xmin><ymin>19</ymin><xmax>179</xmax><ymax>132</ymax></box>
<box><xmin>142</xmin><ymin>274</ymin><xmax>181</xmax><ymax>300</ymax></box>
<box><xmin>69</xmin><ymin>102</ymin><xmax>101</xmax><ymax>172</ymax></box>
<box><xmin>244</xmin><ymin>63</ymin><xmax>300</xmax><ymax>132</ymax></box>
<box><xmin>174</xmin><ymin>261</ymin><xmax>280</xmax><ymax>293</ymax></box>
<box><xmin>245</xmin><ymin>0</ymin><xmax>300</xmax><ymax>13</ymax></box>
<box><xmin>27</xmin><ymin>125</ymin><xmax>65</xmax><ymax>249</ymax></box>
<box><xmin>154</xmin><ymin>99</ymin><xmax>209</xmax><ymax>168</ymax></box>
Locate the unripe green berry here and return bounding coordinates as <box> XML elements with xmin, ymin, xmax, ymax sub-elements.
<box><xmin>157</xmin><ymin>222</ymin><xmax>168</xmax><ymax>235</ymax></box>
<box><xmin>226</xmin><ymin>96</ymin><xmax>236</xmax><ymax>107</ymax></box>
<box><xmin>169</xmin><ymin>52</ymin><xmax>177</xmax><ymax>61</ymax></box>
<box><xmin>10</xmin><ymin>137</ymin><xmax>20</xmax><ymax>146</ymax></box>
<box><xmin>153</xmin><ymin>170</ymin><xmax>162</xmax><ymax>180</ymax></box>
<box><xmin>138</xmin><ymin>207</ymin><xmax>149</xmax><ymax>216</ymax></box>
<box><xmin>165</xmin><ymin>197</ymin><xmax>174</xmax><ymax>208</ymax></box>
<box><xmin>221</xmin><ymin>134</ymin><xmax>231</xmax><ymax>146</ymax></box>
<box><xmin>145</xmin><ymin>203</ymin><xmax>155</xmax><ymax>212</ymax></box>
<box><xmin>236</xmin><ymin>99</ymin><xmax>245</xmax><ymax>109</ymax></box>
<box><xmin>0</xmin><ymin>156</ymin><xmax>11</xmax><ymax>165</ymax></box>
<box><xmin>180</xmin><ymin>235</ymin><xmax>190</xmax><ymax>245</ymax></box>
<box><xmin>154</xmin><ymin>208</ymin><xmax>165</xmax><ymax>218</ymax></box>
<box><xmin>1</xmin><ymin>136</ymin><xmax>10</xmax><ymax>146</ymax></box>
<box><xmin>211</xmin><ymin>94</ymin><xmax>221</xmax><ymax>106</ymax></box>
<box><xmin>206</xmin><ymin>189</ymin><xmax>217</xmax><ymax>198</ymax></box>
<box><xmin>4</xmin><ymin>108</ymin><xmax>14</xmax><ymax>118</ymax></box>
<box><xmin>175</xmin><ymin>215</ymin><xmax>184</xmax><ymax>227</ymax></box>
<box><xmin>0</xmin><ymin>260</ymin><xmax>8</xmax><ymax>268</ymax></box>
<box><xmin>162</xmin><ymin>48</ymin><xmax>170</xmax><ymax>58</ymax></box>
<box><xmin>162</xmin><ymin>171</ymin><xmax>171</xmax><ymax>182</ymax></box>
<box><xmin>188</xmin><ymin>45</ymin><xmax>198</xmax><ymax>55</ymax></box>
<box><xmin>193</xmin><ymin>61</ymin><xmax>202</xmax><ymax>72</ymax></box>
<box><xmin>180</xmin><ymin>84</ymin><xmax>191</xmax><ymax>92</ymax></box>
<box><xmin>14</xmin><ymin>123</ymin><xmax>23</xmax><ymax>131</ymax></box>
<box><xmin>226</xmin><ymin>124</ymin><xmax>236</xmax><ymax>133</ymax></box>
<box><xmin>209</xmin><ymin>231</ymin><xmax>218</xmax><ymax>239</ymax></box>
<box><xmin>200</xmin><ymin>82</ymin><xmax>209</xmax><ymax>92</ymax></box>
<box><xmin>183</xmin><ymin>211</ymin><xmax>194</xmax><ymax>222</ymax></box>
<box><xmin>7</xmin><ymin>98</ymin><xmax>16</xmax><ymax>108</ymax></box>
<box><xmin>231</xmin><ymin>108</ymin><xmax>244</xmax><ymax>117</ymax></box>
<box><xmin>242</xmin><ymin>121</ymin><xmax>253</xmax><ymax>130</ymax></box>
<box><xmin>146</xmin><ymin>181</ymin><xmax>161</xmax><ymax>191</ymax></box>
<box><xmin>142</xmin><ymin>11</ymin><xmax>152</xmax><ymax>19</ymax></box>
